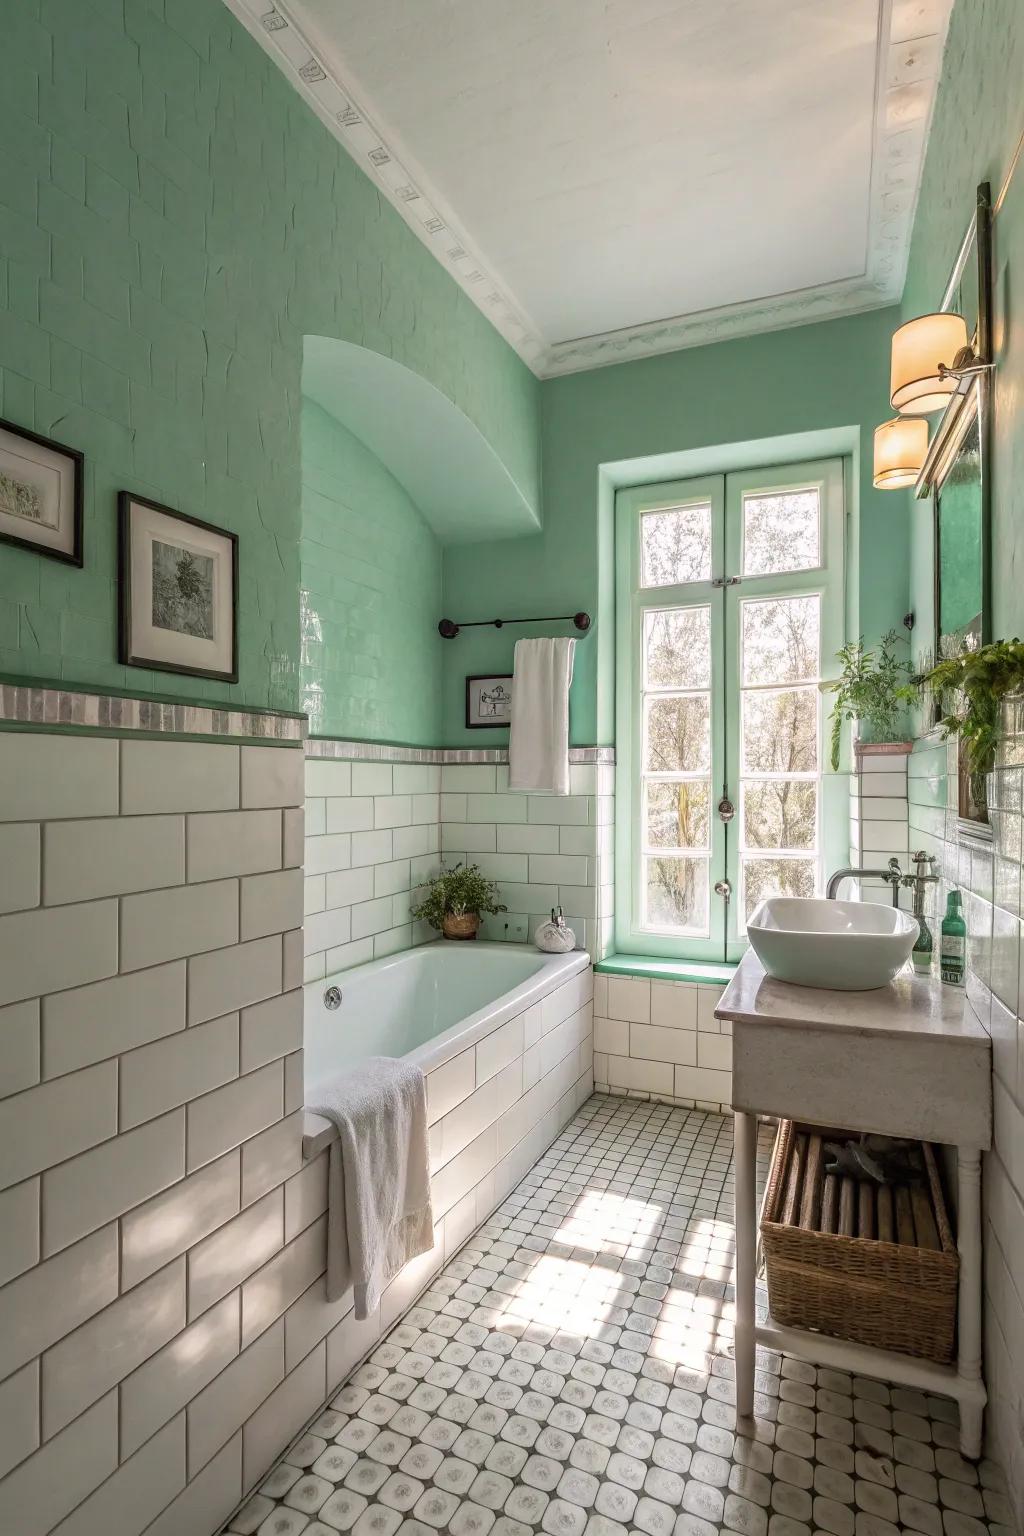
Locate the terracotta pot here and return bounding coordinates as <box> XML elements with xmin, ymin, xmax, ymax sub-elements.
<box><xmin>442</xmin><ymin>911</ymin><xmax>480</xmax><ymax>941</ymax></box>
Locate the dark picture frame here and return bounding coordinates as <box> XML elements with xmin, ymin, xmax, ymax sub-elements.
<box><xmin>118</xmin><ymin>492</ymin><xmax>239</xmax><ymax>682</ymax></box>
<box><xmin>465</xmin><ymin>674</ymin><xmax>513</xmax><ymax>729</ymax></box>
<box><xmin>0</xmin><ymin>415</ymin><xmax>84</xmax><ymax>566</ymax></box>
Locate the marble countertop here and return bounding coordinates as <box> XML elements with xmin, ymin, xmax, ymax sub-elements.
<box><xmin>716</xmin><ymin>950</ymin><xmax>989</xmax><ymax>1048</ymax></box>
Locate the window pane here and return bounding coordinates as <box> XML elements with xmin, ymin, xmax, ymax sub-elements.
<box><xmin>742</xmin><ymin>856</ymin><xmax>816</xmax><ymax>919</ymax></box>
<box><xmin>741</xmin><ymin>595</ymin><xmax>820</xmax><ymax>686</ymax></box>
<box><xmin>644</xmin><ymin>607</ymin><xmax>711</xmax><ymax>690</ymax></box>
<box><xmin>644</xmin><ymin>694</ymin><xmax>711</xmax><ymax>774</ymax></box>
<box><xmin>742</xmin><ymin>688</ymin><xmax>818</xmax><ymax>774</ymax></box>
<box><xmin>641</xmin><ymin>504</ymin><xmax>712</xmax><ymax>587</ymax></box>
<box><xmin>743</xmin><ymin>489</ymin><xmax>820</xmax><ymax>576</ymax></box>
<box><xmin>643</xmin><ymin>855</ymin><xmax>709</xmax><ymax>934</ymax></box>
<box><xmin>742</xmin><ymin>780</ymin><xmax>817</xmax><ymax>851</ymax></box>
<box><xmin>645</xmin><ymin>780</ymin><xmax>710</xmax><ymax>850</ymax></box>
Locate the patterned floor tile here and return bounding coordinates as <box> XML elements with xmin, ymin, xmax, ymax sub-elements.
<box><xmin>223</xmin><ymin>1097</ymin><xmax>1011</xmax><ymax>1536</ymax></box>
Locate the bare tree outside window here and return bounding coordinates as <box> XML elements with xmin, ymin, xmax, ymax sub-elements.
<box><xmin>641</xmin><ymin>504</ymin><xmax>712</xmax><ymax>587</ymax></box>
<box><xmin>739</xmin><ymin>594</ymin><xmax>821</xmax><ymax>917</ymax></box>
<box><xmin>743</xmin><ymin>489</ymin><xmax>820</xmax><ymax>576</ymax></box>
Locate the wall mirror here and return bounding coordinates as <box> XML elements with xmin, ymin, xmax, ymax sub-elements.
<box><xmin>917</xmin><ymin>184</ymin><xmax>993</xmax><ymax>831</ymax></box>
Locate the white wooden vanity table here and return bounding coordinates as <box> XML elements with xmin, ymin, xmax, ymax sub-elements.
<box><xmin>717</xmin><ymin>951</ymin><xmax>993</xmax><ymax>1457</ymax></box>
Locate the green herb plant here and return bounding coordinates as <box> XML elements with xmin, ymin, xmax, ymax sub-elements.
<box><xmin>410</xmin><ymin>863</ymin><xmax>507</xmax><ymax>931</ymax></box>
<box><xmin>823</xmin><ymin>629</ymin><xmax>916</xmax><ymax>771</ymax></box>
<box><xmin>922</xmin><ymin>638</ymin><xmax>1024</xmax><ymax>775</ymax></box>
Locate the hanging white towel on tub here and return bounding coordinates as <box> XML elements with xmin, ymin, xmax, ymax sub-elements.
<box><xmin>311</xmin><ymin>1056</ymin><xmax>434</xmax><ymax>1318</ymax></box>
<box><xmin>508</xmin><ymin>636</ymin><xmax>576</xmax><ymax>795</ymax></box>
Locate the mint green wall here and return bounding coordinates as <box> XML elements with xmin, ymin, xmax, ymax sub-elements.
<box><xmin>0</xmin><ymin>0</ymin><xmax>539</xmax><ymax>709</ymax></box>
<box><xmin>442</xmin><ymin>306</ymin><xmax>904</xmax><ymax>744</ymax></box>
<box><xmin>301</xmin><ymin>399</ymin><xmax>442</xmax><ymax>745</ymax></box>
<box><xmin>903</xmin><ymin>0</ymin><xmax>1023</xmax><ymax>668</ymax></box>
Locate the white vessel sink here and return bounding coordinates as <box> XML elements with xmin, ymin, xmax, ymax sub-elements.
<box><xmin>746</xmin><ymin>897</ymin><xmax>919</xmax><ymax>991</ymax></box>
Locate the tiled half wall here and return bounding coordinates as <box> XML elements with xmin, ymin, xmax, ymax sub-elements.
<box><xmin>0</xmin><ymin>730</ymin><xmax>307</xmax><ymax>1536</ymax></box>
<box><xmin>908</xmin><ymin>711</ymin><xmax>1024</xmax><ymax>1516</ymax></box>
<box><xmin>304</xmin><ymin>750</ymin><xmax>614</xmax><ymax>981</ymax></box>
<box><xmin>593</xmin><ymin>975</ymin><xmax>730</xmax><ymax>1113</ymax></box>
<box><xmin>0</xmin><ymin>727</ymin><xmax>597</xmax><ymax>1536</ymax></box>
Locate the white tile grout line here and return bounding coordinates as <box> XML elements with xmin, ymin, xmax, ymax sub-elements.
<box><xmin>220</xmin><ymin>1095</ymin><xmax>1014</xmax><ymax>1536</ymax></box>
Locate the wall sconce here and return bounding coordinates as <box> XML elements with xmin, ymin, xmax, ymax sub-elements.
<box><xmin>873</xmin><ymin>417</ymin><xmax>929</xmax><ymax>489</ymax></box>
<box><xmin>890</xmin><ymin>312</ymin><xmax>969</xmax><ymax>414</ymax></box>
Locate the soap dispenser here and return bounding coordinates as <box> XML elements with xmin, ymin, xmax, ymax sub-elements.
<box><xmin>535</xmin><ymin>906</ymin><xmax>576</xmax><ymax>954</ymax></box>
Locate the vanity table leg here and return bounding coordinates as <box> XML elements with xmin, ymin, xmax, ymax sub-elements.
<box><xmin>957</xmin><ymin>1147</ymin><xmax>984</xmax><ymax>1459</ymax></box>
<box><xmin>734</xmin><ymin>1109</ymin><xmax>757</xmax><ymax>1421</ymax></box>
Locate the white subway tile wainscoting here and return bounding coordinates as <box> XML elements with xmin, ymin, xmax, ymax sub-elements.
<box><xmin>303</xmin><ymin>756</ymin><xmax>443</xmax><ymax>983</ymax></box>
<box><xmin>593</xmin><ymin>975</ymin><xmax>730</xmax><ymax>1113</ymax></box>
<box><xmin>0</xmin><ymin>728</ymin><xmax>306</xmax><ymax>1535</ymax></box>
<box><xmin>908</xmin><ymin>709</ymin><xmax>1024</xmax><ymax>1517</ymax></box>
<box><xmin>305</xmin><ymin>752</ymin><xmax>615</xmax><ymax>983</ymax></box>
<box><xmin>849</xmin><ymin>745</ymin><xmax>912</xmax><ymax>904</ymax></box>
<box><xmin>221</xmin><ymin>1095</ymin><xmax>1012</xmax><ymax>1536</ymax></box>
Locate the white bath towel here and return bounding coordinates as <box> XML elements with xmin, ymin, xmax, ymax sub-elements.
<box><xmin>311</xmin><ymin>1057</ymin><xmax>434</xmax><ymax>1319</ymax></box>
<box><xmin>508</xmin><ymin>637</ymin><xmax>576</xmax><ymax>795</ymax></box>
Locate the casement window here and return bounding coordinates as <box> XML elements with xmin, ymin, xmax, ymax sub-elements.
<box><xmin>615</xmin><ymin>459</ymin><xmax>847</xmax><ymax>961</ymax></box>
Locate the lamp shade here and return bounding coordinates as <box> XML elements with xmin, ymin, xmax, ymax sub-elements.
<box><xmin>873</xmin><ymin>417</ymin><xmax>928</xmax><ymax>489</ymax></box>
<box><xmin>890</xmin><ymin>312</ymin><xmax>969</xmax><ymax>414</ymax></box>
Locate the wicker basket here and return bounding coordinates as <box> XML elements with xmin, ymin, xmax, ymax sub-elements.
<box><xmin>760</xmin><ymin>1121</ymin><xmax>958</xmax><ymax>1364</ymax></box>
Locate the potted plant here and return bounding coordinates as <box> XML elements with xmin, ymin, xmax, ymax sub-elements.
<box><xmin>822</xmin><ymin>629</ymin><xmax>917</xmax><ymax>771</ymax></box>
<box><xmin>411</xmin><ymin>862</ymin><xmax>507</xmax><ymax>941</ymax></box>
<box><xmin>922</xmin><ymin>639</ymin><xmax>1024</xmax><ymax>807</ymax></box>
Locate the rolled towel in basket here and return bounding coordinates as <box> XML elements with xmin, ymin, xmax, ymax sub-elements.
<box><xmin>311</xmin><ymin>1056</ymin><xmax>434</xmax><ymax>1318</ymax></box>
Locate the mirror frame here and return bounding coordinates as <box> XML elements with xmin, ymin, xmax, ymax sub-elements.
<box><xmin>916</xmin><ymin>183</ymin><xmax>993</xmax><ymax>839</ymax></box>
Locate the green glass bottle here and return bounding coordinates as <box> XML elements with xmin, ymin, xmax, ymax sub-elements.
<box><xmin>940</xmin><ymin>889</ymin><xmax>966</xmax><ymax>986</ymax></box>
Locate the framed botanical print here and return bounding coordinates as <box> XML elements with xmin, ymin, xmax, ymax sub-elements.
<box><xmin>0</xmin><ymin>416</ymin><xmax>83</xmax><ymax>565</ymax></box>
<box><xmin>119</xmin><ymin>493</ymin><xmax>238</xmax><ymax>681</ymax></box>
<box><xmin>466</xmin><ymin>674</ymin><xmax>513</xmax><ymax>728</ymax></box>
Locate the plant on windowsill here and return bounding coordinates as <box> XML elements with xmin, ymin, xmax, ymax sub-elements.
<box><xmin>921</xmin><ymin>639</ymin><xmax>1024</xmax><ymax>786</ymax></box>
<box><xmin>822</xmin><ymin>629</ymin><xmax>917</xmax><ymax>771</ymax></box>
<box><xmin>410</xmin><ymin>862</ymin><xmax>507</xmax><ymax>941</ymax></box>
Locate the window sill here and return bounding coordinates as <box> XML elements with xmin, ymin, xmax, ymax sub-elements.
<box><xmin>594</xmin><ymin>953</ymin><xmax>738</xmax><ymax>986</ymax></box>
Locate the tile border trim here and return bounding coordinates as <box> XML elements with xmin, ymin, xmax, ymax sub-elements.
<box><xmin>0</xmin><ymin>689</ymin><xmax>621</xmax><ymax>758</ymax></box>
<box><xmin>0</xmin><ymin>682</ymin><xmax>306</xmax><ymax>742</ymax></box>
<box><xmin>305</xmin><ymin>739</ymin><xmax>616</xmax><ymax>765</ymax></box>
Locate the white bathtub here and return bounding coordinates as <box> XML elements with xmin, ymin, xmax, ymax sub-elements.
<box><xmin>298</xmin><ymin>939</ymin><xmax>594</xmax><ymax>1341</ymax></box>
<box><xmin>304</xmin><ymin>940</ymin><xmax>588</xmax><ymax>1100</ymax></box>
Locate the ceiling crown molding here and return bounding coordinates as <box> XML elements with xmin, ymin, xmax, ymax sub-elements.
<box><xmin>222</xmin><ymin>0</ymin><xmax>952</xmax><ymax>379</ymax></box>
<box><xmin>222</xmin><ymin>0</ymin><xmax>549</xmax><ymax>368</ymax></box>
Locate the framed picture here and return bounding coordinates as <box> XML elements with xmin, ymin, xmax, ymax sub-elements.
<box><xmin>119</xmin><ymin>493</ymin><xmax>238</xmax><ymax>681</ymax></box>
<box><xmin>0</xmin><ymin>416</ymin><xmax>83</xmax><ymax>566</ymax></box>
<box><xmin>466</xmin><ymin>674</ymin><xmax>513</xmax><ymax>728</ymax></box>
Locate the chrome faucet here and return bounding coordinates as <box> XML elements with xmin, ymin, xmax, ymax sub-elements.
<box><xmin>825</xmin><ymin>857</ymin><xmax>904</xmax><ymax>904</ymax></box>
<box><xmin>902</xmin><ymin>850</ymin><xmax>939</xmax><ymax>907</ymax></box>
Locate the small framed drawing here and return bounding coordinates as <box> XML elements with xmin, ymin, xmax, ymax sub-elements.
<box><xmin>119</xmin><ymin>493</ymin><xmax>238</xmax><ymax>681</ymax></box>
<box><xmin>0</xmin><ymin>416</ymin><xmax>84</xmax><ymax>566</ymax></box>
<box><xmin>466</xmin><ymin>674</ymin><xmax>513</xmax><ymax>728</ymax></box>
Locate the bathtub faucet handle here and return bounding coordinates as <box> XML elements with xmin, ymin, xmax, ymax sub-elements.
<box><xmin>324</xmin><ymin>985</ymin><xmax>342</xmax><ymax>1010</ymax></box>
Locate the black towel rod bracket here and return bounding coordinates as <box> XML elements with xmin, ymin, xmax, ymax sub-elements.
<box><xmin>438</xmin><ymin>612</ymin><xmax>591</xmax><ymax>640</ymax></box>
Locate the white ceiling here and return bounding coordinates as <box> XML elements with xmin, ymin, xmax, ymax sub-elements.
<box><xmin>226</xmin><ymin>0</ymin><xmax>952</xmax><ymax>376</ymax></box>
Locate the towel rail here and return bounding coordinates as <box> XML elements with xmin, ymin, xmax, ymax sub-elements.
<box><xmin>437</xmin><ymin>612</ymin><xmax>591</xmax><ymax>639</ymax></box>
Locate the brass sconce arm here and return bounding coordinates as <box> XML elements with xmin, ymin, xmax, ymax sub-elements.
<box><xmin>937</xmin><ymin>344</ymin><xmax>996</xmax><ymax>383</ymax></box>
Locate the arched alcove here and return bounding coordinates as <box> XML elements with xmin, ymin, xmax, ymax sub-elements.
<box><xmin>303</xmin><ymin>337</ymin><xmax>541</xmax><ymax>544</ymax></box>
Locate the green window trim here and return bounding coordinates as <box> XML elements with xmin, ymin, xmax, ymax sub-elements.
<box><xmin>614</xmin><ymin>458</ymin><xmax>850</xmax><ymax>964</ymax></box>
<box><xmin>594</xmin><ymin>954</ymin><xmax>737</xmax><ymax>986</ymax></box>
